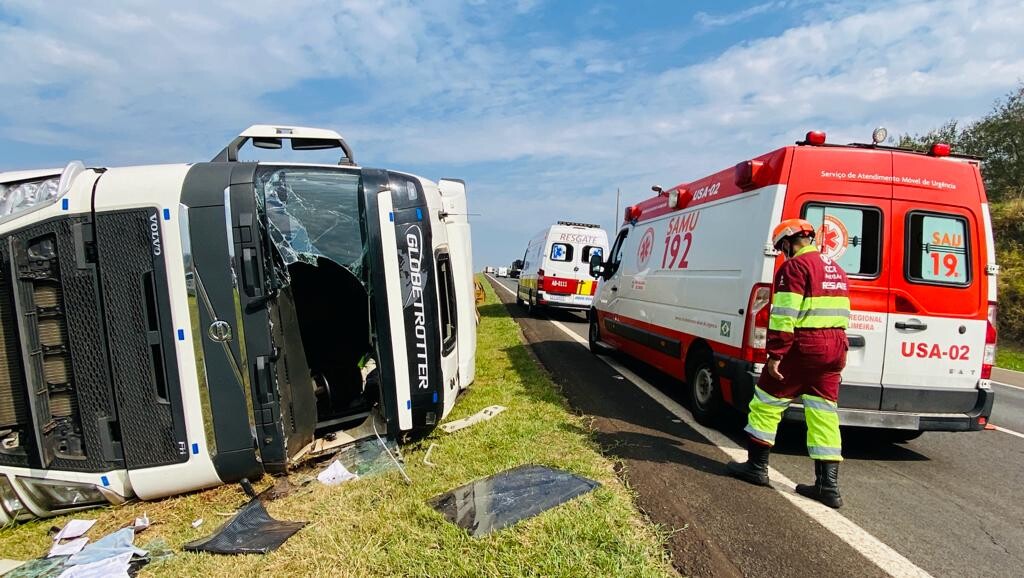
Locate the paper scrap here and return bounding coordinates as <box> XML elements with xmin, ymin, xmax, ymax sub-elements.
<box><xmin>48</xmin><ymin>537</ymin><xmax>89</xmax><ymax>558</ymax></box>
<box><xmin>191</xmin><ymin>518</ymin><xmax>204</xmax><ymax>528</ymax></box>
<box><xmin>131</xmin><ymin>513</ymin><xmax>150</xmax><ymax>532</ymax></box>
<box><xmin>440</xmin><ymin>405</ymin><xmax>507</xmax><ymax>433</ymax></box>
<box><xmin>0</xmin><ymin>559</ymin><xmax>26</xmax><ymax>574</ymax></box>
<box><xmin>57</xmin><ymin>551</ymin><xmax>133</xmax><ymax>578</ymax></box>
<box><xmin>317</xmin><ymin>460</ymin><xmax>357</xmax><ymax>486</ymax></box>
<box><xmin>53</xmin><ymin>519</ymin><xmax>96</xmax><ymax>542</ymax></box>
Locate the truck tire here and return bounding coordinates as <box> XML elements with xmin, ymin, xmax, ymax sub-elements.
<box><xmin>686</xmin><ymin>351</ymin><xmax>723</xmax><ymax>426</ymax></box>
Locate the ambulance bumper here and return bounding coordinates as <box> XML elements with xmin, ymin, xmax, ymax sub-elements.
<box><xmin>783</xmin><ymin>390</ymin><xmax>992</xmax><ymax>432</ymax></box>
<box><xmin>537</xmin><ymin>291</ymin><xmax>593</xmax><ymax>310</ymax></box>
<box><xmin>719</xmin><ymin>357</ymin><xmax>993</xmax><ymax>432</ymax></box>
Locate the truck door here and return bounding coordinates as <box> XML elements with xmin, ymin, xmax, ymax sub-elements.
<box><xmin>882</xmin><ymin>173</ymin><xmax>985</xmax><ymax>412</ymax></box>
<box><xmin>800</xmin><ymin>201</ymin><xmax>889</xmax><ymax>412</ymax></box>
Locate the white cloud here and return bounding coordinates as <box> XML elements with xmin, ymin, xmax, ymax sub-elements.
<box><xmin>694</xmin><ymin>2</ymin><xmax>782</xmax><ymax>28</ymax></box>
<box><xmin>1</xmin><ymin>0</ymin><xmax>1023</xmax><ymax>265</ymax></box>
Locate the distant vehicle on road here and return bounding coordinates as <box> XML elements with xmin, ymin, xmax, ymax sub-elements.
<box><xmin>497</xmin><ymin>266</ymin><xmax>509</xmax><ymax>277</ymax></box>
<box><xmin>509</xmin><ymin>259</ymin><xmax>524</xmax><ymax>278</ymax></box>
<box><xmin>484</xmin><ymin>266</ymin><xmax>497</xmax><ymax>274</ymax></box>
<box><xmin>518</xmin><ymin>221</ymin><xmax>609</xmax><ymax>313</ymax></box>
<box><xmin>587</xmin><ymin>129</ymin><xmax>997</xmax><ymax>440</ymax></box>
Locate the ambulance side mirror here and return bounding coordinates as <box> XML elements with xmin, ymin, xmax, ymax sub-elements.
<box><xmin>588</xmin><ymin>253</ymin><xmax>605</xmax><ymax>279</ymax></box>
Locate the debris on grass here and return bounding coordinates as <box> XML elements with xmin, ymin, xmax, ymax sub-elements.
<box><xmin>430</xmin><ymin>464</ymin><xmax>600</xmax><ymax>537</ymax></box>
<box><xmin>440</xmin><ymin>404</ymin><xmax>506</xmax><ymax>433</ymax></box>
<box><xmin>47</xmin><ymin>537</ymin><xmax>88</xmax><ymax>558</ymax></box>
<box><xmin>182</xmin><ymin>498</ymin><xmax>306</xmax><ymax>555</ymax></box>
<box><xmin>317</xmin><ymin>460</ymin><xmax>357</xmax><ymax>486</ymax></box>
<box><xmin>52</xmin><ymin>520</ymin><xmax>95</xmax><ymax>542</ymax></box>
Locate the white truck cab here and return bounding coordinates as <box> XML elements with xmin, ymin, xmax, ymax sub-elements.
<box><xmin>0</xmin><ymin>125</ymin><xmax>475</xmax><ymax>521</ymax></box>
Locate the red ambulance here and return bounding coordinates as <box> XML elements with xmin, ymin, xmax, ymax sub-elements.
<box><xmin>588</xmin><ymin>131</ymin><xmax>997</xmax><ymax>439</ymax></box>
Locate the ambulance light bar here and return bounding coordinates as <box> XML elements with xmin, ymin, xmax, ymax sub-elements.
<box><xmin>557</xmin><ymin>220</ymin><xmax>601</xmax><ymax>228</ymax></box>
<box><xmin>734</xmin><ymin>160</ymin><xmax>770</xmax><ymax>190</ymax></box>
<box><xmin>929</xmin><ymin>143</ymin><xmax>951</xmax><ymax>157</ymax></box>
<box><xmin>213</xmin><ymin>124</ymin><xmax>356</xmax><ymax>165</ymax></box>
<box><xmin>799</xmin><ymin>130</ymin><xmax>827</xmax><ymax>146</ymax></box>
<box><xmin>623</xmin><ymin>206</ymin><xmax>642</xmax><ymax>223</ymax></box>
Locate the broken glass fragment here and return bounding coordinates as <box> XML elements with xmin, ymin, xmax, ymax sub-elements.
<box><xmin>429</xmin><ymin>465</ymin><xmax>600</xmax><ymax>537</ymax></box>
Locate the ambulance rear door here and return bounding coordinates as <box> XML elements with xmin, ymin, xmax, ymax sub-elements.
<box><xmin>791</xmin><ymin>147</ymin><xmax>893</xmax><ymax>410</ymax></box>
<box><xmin>881</xmin><ymin>155</ymin><xmax>986</xmax><ymax>413</ymax></box>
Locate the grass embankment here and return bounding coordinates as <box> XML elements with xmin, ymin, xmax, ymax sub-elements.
<box><xmin>997</xmin><ymin>342</ymin><xmax>1024</xmax><ymax>372</ymax></box>
<box><xmin>0</xmin><ymin>278</ymin><xmax>672</xmax><ymax>577</ymax></box>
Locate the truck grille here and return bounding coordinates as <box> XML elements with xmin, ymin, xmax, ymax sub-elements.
<box><xmin>0</xmin><ymin>212</ymin><xmax>188</xmax><ymax>473</ymax></box>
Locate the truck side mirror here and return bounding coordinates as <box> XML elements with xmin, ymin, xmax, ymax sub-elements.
<box><xmin>588</xmin><ymin>253</ymin><xmax>605</xmax><ymax>279</ymax></box>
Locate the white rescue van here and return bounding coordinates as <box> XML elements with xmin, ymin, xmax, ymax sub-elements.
<box><xmin>517</xmin><ymin>221</ymin><xmax>609</xmax><ymax>313</ymax></box>
<box><xmin>588</xmin><ymin>131</ymin><xmax>996</xmax><ymax>439</ymax></box>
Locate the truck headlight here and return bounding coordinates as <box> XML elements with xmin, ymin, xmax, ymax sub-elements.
<box><xmin>0</xmin><ymin>161</ymin><xmax>84</xmax><ymax>224</ymax></box>
<box><xmin>18</xmin><ymin>477</ymin><xmax>108</xmax><ymax>512</ymax></box>
<box><xmin>0</xmin><ymin>476</ymin><xmax>32</xmax><ymax>520</ymax></box>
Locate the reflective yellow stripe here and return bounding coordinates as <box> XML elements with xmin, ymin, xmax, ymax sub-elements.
<box><xmin>745</xmin><ymin>386</ymin><xmax>791</xmax><ymax>446</ymax></box>
<box><xmin>800</xmin><ymin>295</ymin><xmax>850</xmax><ymax>310</ymax></box>
<box><xmin>796</xmin><ymin>315</ymin><xmax>849</xmax><ymax>329</ymax></box>
<box><xmin>773</xmin><ymin>291</ymin><xmax>803</xmax><ymax>309</ymax></box>
<box><xmin>803</xmin><ymin>394</ymin><xmax>842</xmax><ymax>461</ymax></box>
<box><xmin>794</xmin><ymin>245</ymin><xmax>818</xmax><ymax>257</ymax></box>
<box><xmin>769</xmin><ymin>314</ymin><xmax>796</xmax><ymax>332</ymax></box>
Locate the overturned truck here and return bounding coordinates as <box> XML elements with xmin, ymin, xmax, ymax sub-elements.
<box><xmin>0</xmin><ymin>125</ymin><xmax>476</xmax><ymax>521</ymax></box>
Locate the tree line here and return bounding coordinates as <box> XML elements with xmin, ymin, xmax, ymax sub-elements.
<box><xmin>899</xmin><ymin>84</ymin><xmax>1024</xmax><ymax>344</ymax></box>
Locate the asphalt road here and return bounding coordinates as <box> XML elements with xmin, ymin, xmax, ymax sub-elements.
<box><xmin>488</xmin><ymin>275</ymin><xmax>1023</xmax><ymax>578</ymax></box>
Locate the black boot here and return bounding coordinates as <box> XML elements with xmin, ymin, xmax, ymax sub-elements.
<box><xmin>726</xmin><ymin>439</ymin><xmax>771</xmax><ymax>486</ymax></box>
<box><xmin>796</xmin><ymin>461</ymin><xmax>843</xmax><ymax>509</ymax></box>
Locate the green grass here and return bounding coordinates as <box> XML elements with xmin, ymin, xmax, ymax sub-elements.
<box><xmin>0</xmin><ymin>277</ymin><xmax>673</xmax><ymax>577</ymax></box>
<box><xmin>997</xmin><ymin>342</ymin><xmax>1024</xmax><ymax>372</ymax></box>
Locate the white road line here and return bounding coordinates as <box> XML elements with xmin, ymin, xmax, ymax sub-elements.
<box><xmin>512</xmin><ymin>296</ymin><xmax>933</xmax><ymax>577</ymax></box>
<box><xmin>992</xmin><ymin>380</ymin><xmax>1024</xmax><ymax>392</ymax></box>
<box><xmin>992</xmin><ymin>425</ymin><xmax>1024</xmax><ymax>439</ymax></box>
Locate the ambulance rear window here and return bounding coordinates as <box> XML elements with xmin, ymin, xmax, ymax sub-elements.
<box><xmin>550</xmin><ymin>243</ymin><xmax>573</xmax><ymax>261</ymax></box>
<box><xmin>582</xmin><ymin>245</ymin><xmax>603</xmax><ymax>263</ymax></box>
<box><xmin>906</xmin><ymin>212</ymin><xmax>970</xmax><ymax>286</ymax></box>
<box><xmin>802</xmin><ymin>203</ymin><xmax>882</xmax><ymax>277</ymax></box>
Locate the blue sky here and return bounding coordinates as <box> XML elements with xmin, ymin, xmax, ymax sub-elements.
<box><xmin>2</xmin><ymin>0</ymin><xmax>1023</xmax><ymax>267</ymax></box>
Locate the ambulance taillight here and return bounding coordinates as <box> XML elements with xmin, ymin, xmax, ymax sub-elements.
<box><xmin>743</xmin><ymin>284</ymin><xmax>772</xmax><ymax>361</ymax></box>
<box><xmin>982</xmin><ymin>302</ymin><xmax>997</xmax><ymax>379</ymax></box>
<box><xmin>537</xmin><ymin>268</ymin><xmax>546</xmax><ymax>291</ymax></box>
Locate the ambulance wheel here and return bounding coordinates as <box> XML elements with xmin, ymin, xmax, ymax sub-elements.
<box><xmin>588</xmin><ymin>310</ymin><xmax>611</xmax><ymax>355</ymax></box>
<box><xmin>686</xmin><ymin>351</ymin><xmax>722</xmax><ymax>426</ymax></box>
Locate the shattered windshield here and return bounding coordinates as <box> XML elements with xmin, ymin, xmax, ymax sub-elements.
<box><xmin>255</xmin><ymin>167</ymin><xmax>365</xmax><ymax>275</ymax></box>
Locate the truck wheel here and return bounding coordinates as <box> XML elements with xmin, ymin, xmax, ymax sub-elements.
<box><xmin>588</xmin><ymin>311</ymin><xmax>611</xmax><ymax>355</ymax></box>
<box><xmin>877</xmin><ymin>429</ymin><xmax>924</xmax><ymax>444</ymax></box>
<box><xmin>687</xmin><ymin>352</ymin><xmax>722</xmax><ymax>426</ymax></box>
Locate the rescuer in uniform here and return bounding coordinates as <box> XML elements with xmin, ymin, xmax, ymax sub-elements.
<box><xmin>727</xmin><ymin>218</ymin><xmax>850</xmax><ymax>509</ymax></box>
